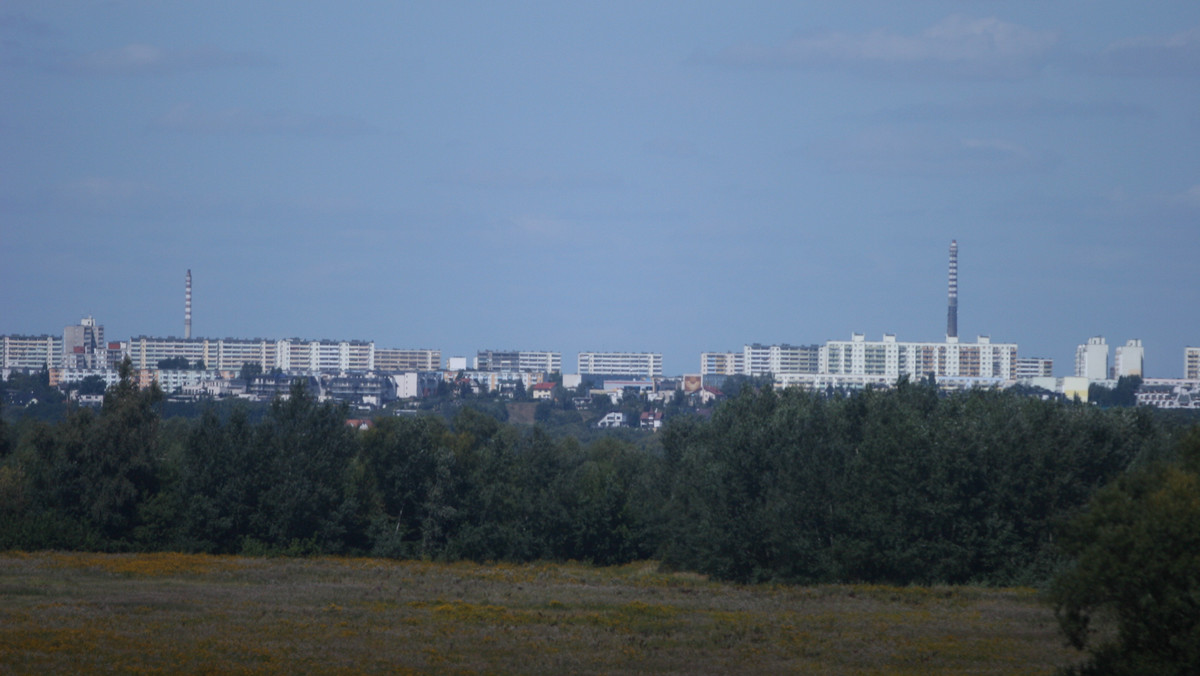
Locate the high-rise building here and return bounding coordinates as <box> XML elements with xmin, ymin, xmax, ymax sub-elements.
<box><xmin>63</xmin><ymin>315</ymin><xmax>105</xmax><ymax>369</ymax></box>
<box><xmin>1075</xmin><ymin>337</ymin><xmax>1109</xmax><ymax>380</ymax></box>
<box><xmin>373</xmin><ymin>347</ymin><xmax>441</xmax><ymax>372</ymax></box>
<box><xmin>700</xmin><ymin>351</ymin><xmax>744</xmax><ymax>376</ymax></box>
<box><xmin>1113</xmin><ymin>339</ymin><xmax>1144</xmax><ymax>378</ymax></box>
<box><xmin>474</xmin><ymin>350</ymin><xmax>561</xmax><ymax>373</ymax></box>
<box><xmin>1</xmin><ymin>334</ymin><xmax>64</xmax><ymax>369</ymax></box>
<box><xmin>743</xmin><ymin>343</ymin><xmax>821</xmax><ymax>376</ymax></box>
<box><xmin>822</xmin><ymin>333</ymin><xmax>1017</xmax><ymax>381</ymax></box>
<box><xmin>577</xmin><ymin>351</ymin><xmax>662</xmax><ymax>377</ymax></box>
<box><xmin>1185</xmin><ymin>347</ymin><xmax>1200</xmax><ymax>380</ymax></box>
<box><xmin>123</xmin><ymin>336</ymin><xmax>436</xmax><ymax>373</ymax></box>
<box><xmin>1016</xmin><ymin>357</ymin><xmax>1054</xmax><ymax>379</ymax></box>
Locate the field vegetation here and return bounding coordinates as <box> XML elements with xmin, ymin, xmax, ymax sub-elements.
<box><xmin>1</xmin><ymin>551</ymin><xmax>1082</xmax><ymax>675</ymax></box>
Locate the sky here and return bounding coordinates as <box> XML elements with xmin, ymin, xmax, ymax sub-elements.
<box><xmin>2</xmin><ymin>1</ymin><xmax>1199</xmax><ymax>377</ymax></box>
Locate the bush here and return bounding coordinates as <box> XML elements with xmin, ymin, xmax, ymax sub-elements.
<box><xmin>1048</xmin><ymin>428</ymin><xmax>1200</xmax><ymax>675</ymax></box>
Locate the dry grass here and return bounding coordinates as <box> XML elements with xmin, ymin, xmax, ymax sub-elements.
<box><xmin>0</xmin><ymin>552</ymin><xmax>1084</xmax><ymax>674</ymax></box>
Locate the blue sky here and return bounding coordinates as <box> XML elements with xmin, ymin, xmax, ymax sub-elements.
<box><xmin>3</xmin><ymin>1</ymin><xmax>1199</xmax><ymax>376</ymax></box>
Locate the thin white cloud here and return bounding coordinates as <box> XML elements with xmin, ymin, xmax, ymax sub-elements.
<box><xmin>1093</xmin><ymin>26</ymin><xmax>1200</xmax><ymax>77</ymax></box>
<box><xmin>809</xmin><ymin>128</ymin><xmax>1055</xmax><ymax>176</ymax></box>
<box><xmin>704</xmin><ymin>15</ymin><xmax>1058</xmax><ymax>80</ymax></box>
<box><xmin>150</xmin><ymin>103</ymin><xmax>376</xmax><ymax>137</ymax></box>
<box><xmin>62</xmin><ymin>43</ymin><xmax>269</xmax><ymax>76</ymax></box>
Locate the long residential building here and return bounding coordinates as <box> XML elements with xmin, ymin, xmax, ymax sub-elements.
<box><xmin>578</xmin><ymin>351</ymin><xmax>663</xmax><ymax>378</ymax></box>
<box><xmin>2</xmin><ymin>335</ymin><xmax>64</xmax><ymax>369</ymax></box>
<box><xmin>126</xmin><ymin>336</ymin><xmax>438</xmax><ymax>373</ymax></box>
<box><xmin>701</xmin><ymin>344</ymin><xmax>821</xmax><ymax>376</ymax></box>
<box><xmin>374</xmin><ymin>347</ymin><xmax>441</xmax><ymax>372</ymax></box>
<box><xmin>821</xmin><ymin>333</ymin><xmax>1017</xmax><ymax>381</ymax></box>
<box><xmin>744</xmin><ymin>343</ymin><xmax>821</xmax><ymax>376</ymax></box>
<box><xmin>474</xmin><ymin>350</ymin><xmax>561</xmax><ymax>373</ymax></box>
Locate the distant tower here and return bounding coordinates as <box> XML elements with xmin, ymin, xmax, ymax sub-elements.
<box><xmin>185</xmin><ymin>269</ymin><xmax>192</xmax><ymax>339</ymax></box>
<box><xmin>946</xmin><ymin>240</ymin><xmax>958</xmax><ymax>339</ymax></box>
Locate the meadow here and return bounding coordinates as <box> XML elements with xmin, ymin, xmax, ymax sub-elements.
<box><xmin>0</xmin><ymin>552</ymin><xmax>1084</xmax><ymax>674</ymax></box>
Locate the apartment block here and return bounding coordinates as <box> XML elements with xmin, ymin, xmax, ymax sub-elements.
<box><xmin>2</xmin><ymin>335</ymin><xmax>65</xmax><ymax>369</ymax></box>
<box><xmin>63</xmin><ymin>316</ymin><xmax>105</xmax><ymax>369</ymax></box>
<box><xmin>577</xmin><ymin>351</ymin><xmax>663</xmax><ymax>377</ymax></box>
<box><xmin>1113</xmin><ymin>339</ymin><xmax>1144</xmax><ymax>378</ymax></box>
<box><xmin>1075</xmin><ymin>337</ymin><xmax>1108</xmax><ymax>380</ymax></box>
<box><xmin>700</xmin><ymin>351</ymin><xmax>744</xmax><ymax>376</ymax></box>
<box><xmin>1186</xmin><ymin>347</ymin><xmax>1200</xmax><ymax>381</ymax></box>
<box><xmin>474</xmin><ymin>350</ymin><xmax>561</xmax><ymax>373</ymax></box>
<box><xmin>821</xmin><ymin>334</ymin><xmax>1017</xmax><ymax>381</ymax></box>
<box><xmin>374</xmin><ymin>347</ymin><xmax>441</xmax><ymax>373</ymax></box>
<box><xmin>1016</xmin><ymin>357</ymin><xmax>1054</xmax><ymax>379</ymax></box>
<box><xmin>743</xmin><ymin>343</ymin><xmax>821</xmax><ymax>376</ymax></box>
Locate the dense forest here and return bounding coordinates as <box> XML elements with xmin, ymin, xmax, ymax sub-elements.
<box><xmin>0</xmin><ymin>364</ymin><xmax>1194</xmax><ymax>591</ymax></box>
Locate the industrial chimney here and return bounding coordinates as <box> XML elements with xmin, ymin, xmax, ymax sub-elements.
<box><xmin>946</xmin><ymin>241</ymin><xmax>958</xmax><ymax>339</ymax></box>
<box><xmin>185</xmin><ymin>269</ymin><xmax>192</xmax><ymax>339</ymax></box>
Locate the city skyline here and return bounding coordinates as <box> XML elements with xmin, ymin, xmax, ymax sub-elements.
<box><xmin>6</xmin><ymin>307</ymin><xmax>1198</xmax><ymax>381</ymax></box>
<box><xmin>3</xmin><ymin>3</ymin><xmax>1199</xmax><ymax>377</ymax></box>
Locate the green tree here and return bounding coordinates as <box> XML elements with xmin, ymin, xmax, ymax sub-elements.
<box><xmin>357</xmin><ymin>414</ymin><xmax>450</xmax><ymax>558</ymax></box>
<box><xmin>76</xmin><ymin>375</ymin><xmax>108</xmax><ymax>396</ymax></box>
<box><xmin>176</xmin><ymin>406</ymin><xmax>258</xmax><ymax>552</ymax></box>
<box><xmin>1048</xmin><ymin>428</ymin><xmax>1200</xmax><ymax>675</ymax></box>
<box><xmin>238</xmin><ymin>362</ymin><xmax>263</xmax><ymax>382</ymax></box>
<box><xmin>248</xmin><ymin>380</ymin><xmax>359</xmax><ymax>553</ymax></box>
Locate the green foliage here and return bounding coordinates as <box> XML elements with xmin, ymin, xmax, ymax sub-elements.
<box><xmin>0</xmin><ymin>370</ymin><xmax>1184</xmax><ymax>589</ymax></box>
<box><xmin>660</xmin><ymin>383</ymin><xmax>1162</xmax><ymax>585</ymax></box>
<box><xmin>75</xmin><ymin>375</ymin><xmax>108</xmax><ymax>396</ymax></box>
<box><xmin>247</xmin><ymin>381</ymin><xmax>359</xmax><ymax>553</ymax></box>
<box><xmin>1088</xmin><ymin>376</ymin><xmax>1143</xmax><ymax>408</ymax></box>
<box><xmin>1048</xmin><ymin>427</ymin><xmax>1200</xmax><ymax>675</ymax></box>
<box><xmin>238</xmin><ymin>361</ymin><xmax>263</xmax><ymax>382</ymax></box>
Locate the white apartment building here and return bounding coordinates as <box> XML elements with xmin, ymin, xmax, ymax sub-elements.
<box><xmin>1016</xmin><ymin>357</ymin><xmax>1054</xmax><ymax>379</ymax></box>
<box><xmin>821</xmin><ymin>334</ymin><xmax>1017</xmax><ymax>381</ymax></box>
<box><xmin>126</xmin><ymin>336</ymin><xmax>436</xmax><ymax>374</ymax></box>
<box><xmin>700</xmin><ymin>351</ymin><xmax>744</xmax><ymax>376</ymax></box>
<box><xmin>743</xmin><ymin>343</ymin><xmax>820</xmax><ymax>376</ymax></box>
<box><xmin>1075</xmin><ymin>336</ymin><xmax>1109</xmax><ymax>381</ymax></box>
<box><xmin>1185</xmin><ymin>347</ymin><xmax>1200</xmax><ymax>381</ymax></box>
<box><xmin>372</xmin><ymin>348</ymin><xmax>440</xmax><ymax>372</ymax></box>
<box><xmin>577</xmin><ymin>351</ymin><xmax>663</xmax><ymax>377</ymax></box>
<box><xmin>2</xmin><ymin>335</ymin><xmax>64</xmax><ymax>369</ymax></box>
<box><xmin>701</xmin><ymin>344</ymin><xmax>820</xmax><ymax>376</ymax></box>
<box><xmin>474</xmin><ymin>350</ymin><xmax>561</xmax><ymax>373</ymax></box>
<box><xmin>1113</xmin><ymin>339</ymin><xmax>1144</xmax><ymax>378</ymax></box>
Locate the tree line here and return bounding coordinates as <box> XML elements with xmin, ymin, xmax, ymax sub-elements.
<box><xmin>0</xmin><ymin>364</ymin><xmax>1193</xmax><ymax>589</ymax></box>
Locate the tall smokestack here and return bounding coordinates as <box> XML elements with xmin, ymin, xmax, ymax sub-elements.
<box><xmin>185</xmin><ymin>269</ymin><xmax>192</xmax><ymax>339</ymax></box>
<box><xmin>946</xmin><ymin>240</ymin><xmax>958</xmax><ymax>339</ymax></box>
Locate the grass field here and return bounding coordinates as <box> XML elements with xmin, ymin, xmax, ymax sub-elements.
<box><xmin>0</xmin><ymin>552</ymin><xmax>1083</xmax><ymax>674</ymax></box>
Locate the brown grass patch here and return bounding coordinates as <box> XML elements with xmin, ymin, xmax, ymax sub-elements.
<box><xmin>0</xmin><ymin>552</ymin><xmax>1084</xmax><ymax>674</ymax></box>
